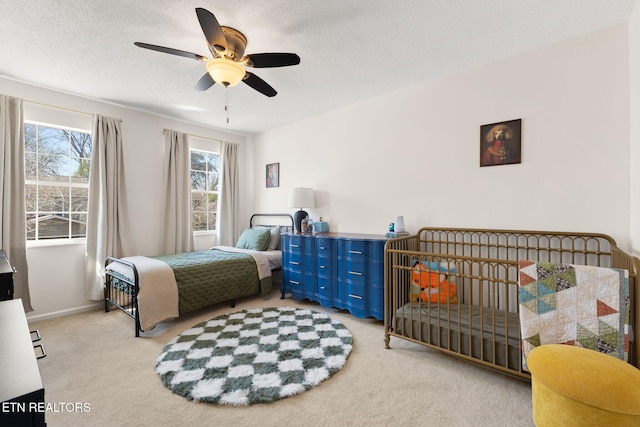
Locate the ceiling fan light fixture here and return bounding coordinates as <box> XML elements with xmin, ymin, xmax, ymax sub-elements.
<box><xmin>205</xmin><ymin>58</ymin><xmax>246</xmax><ymax>87</ymax></box>
<box><xmin>134</xmin><ymin>8</ymin><xmax>299</xmax><ymax>98</ymax></box>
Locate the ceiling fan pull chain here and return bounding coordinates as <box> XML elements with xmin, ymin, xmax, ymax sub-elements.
<box><xmin>225</xmin><ymin>86</ymin><xmax>230</xmax><ymax>124</ymax></box>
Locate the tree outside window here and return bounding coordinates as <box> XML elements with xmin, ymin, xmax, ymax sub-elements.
<box><xmin>25</xmin><ymin>123</ymin><xmax>92</xmax><ymax>240</ymax></box>
<box><xmin>190</xmin><ymin>149</ymin><xmax>219</xmax><ymax>231</ymax></box>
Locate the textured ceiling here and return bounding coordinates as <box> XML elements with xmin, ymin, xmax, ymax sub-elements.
<box><xmin>0</xmin><ymin>0</ymin><xmax>635</xmax><ymax>135</ymax></box>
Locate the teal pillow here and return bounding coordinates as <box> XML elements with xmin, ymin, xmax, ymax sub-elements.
<box><xmin>236</xmin><ymin>227</ymin><xmax>272</xmax><ymax>251</ymax></box>
<box><xmin>254</xmin><ymin>226</ymin><xmax>281</xmax><ymax>251</ymax></box>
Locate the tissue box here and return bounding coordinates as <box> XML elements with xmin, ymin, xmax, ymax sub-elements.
<box><xmin>314</xmin><ymin>221</ymin><xmax>329</xmax><ymax>233</ymax></box>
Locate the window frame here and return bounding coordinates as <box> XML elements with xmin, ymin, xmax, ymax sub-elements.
<box><xmin>24</xmin><ymin>120</ymin><xmax>93</xmax><ymax>245</ymax></box>
<box><xmin>190</xmin><ymin>148</ymin><xmax>220</xmax><ymax>235</ymax></box>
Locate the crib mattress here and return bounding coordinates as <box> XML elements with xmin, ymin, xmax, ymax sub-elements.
<box><xmin>394</xmin><ymin>302</ymin><xmax>521</xmax><ymax>370</ymax></box>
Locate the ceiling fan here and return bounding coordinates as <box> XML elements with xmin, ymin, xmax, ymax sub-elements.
<box><xmin>134</xmin><ymin>7</ymin><xmax>300</xmax><ymax>97</ymax></box>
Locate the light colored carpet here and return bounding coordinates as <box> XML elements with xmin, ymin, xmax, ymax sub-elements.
<box><xmin>29</xmin><ymin>293</ymin><xmax>533</xmax><ymax>427</ymax></box>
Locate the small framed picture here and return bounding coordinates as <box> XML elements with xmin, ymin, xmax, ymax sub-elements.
<box><xmin>266</xmin><ymin>163</ymin><xmax>279</xmax><ymax>188</ymax></box>
<box><xmin>480</xmin><ymin>119</ymin><xmax>522</xmax><ymax>167</ymax></box>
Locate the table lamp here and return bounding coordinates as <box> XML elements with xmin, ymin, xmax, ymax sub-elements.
<box><xmin>289</xmin><ymin>187</ymin><xmax>315</xmax><ymax>232</ymax></box>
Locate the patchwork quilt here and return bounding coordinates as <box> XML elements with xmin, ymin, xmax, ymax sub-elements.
<box><xmin>518</xmin><ymin>261</ymin><xmax>630</xmax><ymax>367</ymax></box>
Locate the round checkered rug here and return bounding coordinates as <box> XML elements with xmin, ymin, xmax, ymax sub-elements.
<box><xmin>155</xmin><ymin>306</ymin><xmax>353</xmax><ymax>405</ymax></box>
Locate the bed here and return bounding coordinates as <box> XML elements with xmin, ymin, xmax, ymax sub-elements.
<box><xmin>384</xmin><ymin>227</ymin><xmax>640</xmax><ymax>380</ymax></box>
<box><xmin>104</xmin><ymin>213</ymin><xmax>293</xmax><ymax>336</ymax></box>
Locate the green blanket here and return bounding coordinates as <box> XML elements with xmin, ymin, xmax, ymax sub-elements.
<box><xmin>154</xmin><ymin>249</ymin><xmax>272</xmax><ymax>314</ymax></box>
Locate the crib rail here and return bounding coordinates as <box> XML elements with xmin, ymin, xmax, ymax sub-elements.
<box><xmin>415</xmin><ymin>228</ymin><xmax>617</xmax><ymax>265</ymax></box>
<box><xmin>384</xmin><ymin>227</ymin><xmax>638</xmax><ymax>380</ymax></box>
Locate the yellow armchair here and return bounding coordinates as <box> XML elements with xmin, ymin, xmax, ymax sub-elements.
<box><xmin>527</xmin><ymin>344</ymin><xmax>640</xmax><ymax>426</ymax></box>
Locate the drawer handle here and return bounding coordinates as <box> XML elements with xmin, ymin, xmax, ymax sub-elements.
<box><xmin>349</xmin><ymin>250</ymin><xmax>363</xmax><ymax>255</ymax></box>
<box><xmin>289</xmin><ymin>261</ymin><xmax>299</xmax><ymax>265</ymax></box>
<box><xmin>319</xmin><ymin>265</ymin><xmax>326</xmax><ymax>269</ymax></box>
<box><xmin>320</xmin><ymin>286</ymin><xmax>327</xmax><ymax>290</ymax></box>
<box><xmin>30</xmin><ymin>330</ymin><xmax>41</xmax><ymax>342</ymax></box>
<box><xmin>348</xmin><ymin>271</ymin><xmax>363</xmax><ymax>276</ymax></box>
<box><xmin>291</xmin><ymin>244</ymin><xmax>300</xmax><ymax>248</ymax></box>
<box><xmin>320</xmin><ymin>246</ymin><xmax>326</xmax><ymax>250</ymax></box>
<box><xmin>348</xmin><ymin>294</ymin><xmax>363</xmax><ymax>300</ymax></box>
<box><xmin>34</xmin><ymin>344</ymin><xmax>46</xmax><ymax>359</ymax></box>
<box><xmin>289</xmin><ymin>280</ymin><xmax>300</xmax><ymax>285</ymax></box>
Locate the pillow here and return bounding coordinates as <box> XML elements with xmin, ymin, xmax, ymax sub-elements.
<box><xmin>410</xmin><ymin>260</ymin><xmax>457</xmax><ymax>304</ymax></box>
<box><xmin>251</xmin><ymin>226</ymin><xmax>281</xmax><ymax>251</ymax></box>
<box><xmin>266</xmin><ymin>227</ymin><xmax>281</xmax><ymax>251</ymax></box>
<box><xmin>236</xmin><ymin>227</ymin><xmax>272</xmax><ymax>251</ymax></box>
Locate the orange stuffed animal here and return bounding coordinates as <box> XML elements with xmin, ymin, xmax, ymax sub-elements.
<box><xmin>411</xmin><ymin>261</ymin><xmax>457</xmax><ymax>304</ymax></box>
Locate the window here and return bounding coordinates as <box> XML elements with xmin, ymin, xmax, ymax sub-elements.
<box><xmin>190</xmin><ymin>149</ymin><xmax>219</xmax><ymax>232</ymax></box>
<box><xmin>24</xmin><ymin>123</ymin><xmax>92</xmax><ymax>240</ymax></box>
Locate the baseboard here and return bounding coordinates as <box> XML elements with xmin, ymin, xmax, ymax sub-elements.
<box><xmin>26</xmin><ymin>302</ymin><xmax>103</xmax><ymax>322</ymax></box>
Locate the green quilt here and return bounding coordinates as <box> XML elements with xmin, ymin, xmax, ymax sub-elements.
<box><xmin>154</xmin><ymin>249</ymin><xmax>272</xmax><ymax>314</ymax></box>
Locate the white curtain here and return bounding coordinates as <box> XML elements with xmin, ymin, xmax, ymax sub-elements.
<box><xmin>160</xmin><ymin>129</ymin><xmax>193</xmax><ymax>254</ymax></box>
<box><xmin>0</xmin><ymin>95</ymin><xmax>32</xmax><ymax>311</ymax></box>
<box><xmin>85</xmin><ymin>114</ymin><xmax>130</xmax><ymax>301</ymax></box>
<box><xmin>216</xmin><ymin>141</ymin><xmax>239</xmax><ymax>246</ymax></box>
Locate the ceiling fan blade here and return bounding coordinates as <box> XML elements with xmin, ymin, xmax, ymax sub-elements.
<box><xmin>195</xmin><ymin>7</ymin><xmax>228</xmax><ymax>56</ymax></box>
<box><xmin>244</xmin><ymin>53</ymin><xmax>301</xmax><ymax>68</ymax></box>
<box><xmin>194</xmin><ymin>73</ymin><xmax>215</xmax><ymax>91</ymax></box>
<box><xmin>243</xmin><ymin>72</ymin><xmax>277</xmax><ymax>97</ymax></box>
<box><xmin>134</xmin><ymin>42</ymin><xmax>206</xmax><ymax>61</ymax></box>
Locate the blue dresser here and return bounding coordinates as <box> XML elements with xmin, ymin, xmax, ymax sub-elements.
<box><xmin>282</xmin><ymin>232</ymin><xmax>386</xmax><ymax>320</ymax></box>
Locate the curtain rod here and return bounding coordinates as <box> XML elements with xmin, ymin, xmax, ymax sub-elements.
<box><xmin>24</xmin><ymin>100</ymin><xmax>122</xmax><ymax>122</ymax></box>
<box><xmin>163</xmin><ymin>128</ymin><xmax>222</xmax><ymax>143</ymax></box>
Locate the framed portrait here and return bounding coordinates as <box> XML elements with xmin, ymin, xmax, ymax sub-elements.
<box><xmin>480</xmin><ymin>118</ymin><xmax>522</xmax><ymax>167</ymax></box>
<box><xmin>266</xmin><ymin>163</ymin><xmax>279</xmax><ymax>188</ymax></box>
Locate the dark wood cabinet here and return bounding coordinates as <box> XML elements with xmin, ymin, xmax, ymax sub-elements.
<box><xmin>0</xmin><ymin>250</ymin><xmax>14</xmax><ymax>301</ymax></box>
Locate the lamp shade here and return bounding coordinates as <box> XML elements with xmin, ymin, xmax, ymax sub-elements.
<box><xmin>289</xmin><ymin>187</ymin><xmax>315</xmax><ymax>209</ymax></box>
<box><xmin>205</xmin><ymin>57</ymin><xmax>246</xmax><ymax>87</ymax></box>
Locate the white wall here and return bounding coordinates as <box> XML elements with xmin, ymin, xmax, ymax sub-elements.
<box><xmin>251</xmin><ymin>23</ymin><xmax>632</xmax><ymax>249</ymax></box>
<box><xmin>630</xmin><ymin>2</ymin><xmax>640</xmax><ymax>256</ymax></box>
<box><xmin>0</xmin><ymin>78</ymin><xmax>250</xmax><ymax>320</ymax></box>
<box><xmin>2</xmin><ymin>19</ymin><xmax>635</xmax><ymax>320</ymax></box>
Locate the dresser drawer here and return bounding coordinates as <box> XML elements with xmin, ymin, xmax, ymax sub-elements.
<box><xmin>317</xmin><ymin>276</ymin><xmax>334</xmax><ymax>299</ymax></box>
<box><xmin>342</xmin><ymin>283</ymin><xmax>366</xmax><ymax>309</ymax></box>
<box><xmin>285</xmin><ymin>270</ymin><xmax>303</xmax><ymax>289</ymax></box>
<box><xmin>339</xmin><ymin>259</ymin><xmax>384</xmax><ymax>286</ymax></box>
<box><xmin>284</xmin><ymin>235</ymin><xmax>303</xmax><ymax>253</ymax></box>
<box><xmin>338</xmin><ymin>240</ymin><xmax>367</xmax><ymax>262</ymax></box>
<box><xmin>317</xmin><ymin>257</ymin><xmax>336</xmax><ymax>277</ymax></box>
<box><xmin>369</xmin><ymin>241</ymin><xmax>385</xmax><ymax>263</ymax></box>
<box><xmin>338</xmin><ymin>282</ymin><xmax>384</xmax><ymax>316</ymax></box>
<box><xmin>316</xmin><ymin>238</ymin><xmax>336</xmax><ymax>257</ymax></box>
<box><xmin>339</xmin><ymin>259</ymin><xmax>366</xmax><ymax>285</ymax></box>
<box><xmin>284</xmin><ymin>251</ymin><xmax>303</xmax><ymax>272</ymax></box>
<box><xmin>338</xmin><ymin>239</ymin><xmax>385</xmax><ymax>262</ymax></box>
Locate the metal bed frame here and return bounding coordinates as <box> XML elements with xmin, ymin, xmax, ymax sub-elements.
<box><xmin>104</xmin><ymin>213</ymin><xmax>293</xmax><ymax>337</ymax></box>
<box><xmin>384</xmin><ymin>227</ymin><xmax>640</xmax><ymax>380</ymax></box>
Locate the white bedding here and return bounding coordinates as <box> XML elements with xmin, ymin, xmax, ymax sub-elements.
<box><xmin>106</xmin><ymin>255</ymin><xmax>179</xmax><ymax>331</ymax></box>
<box><xmin>211</xmin><ymin>246</ymin><xmax>281</xmax><ymax>279</ymax></box>
<box><xmin>263</xmin><ymin>250</ymin><xmax>283</xmax><ymax>270</ymax></box>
